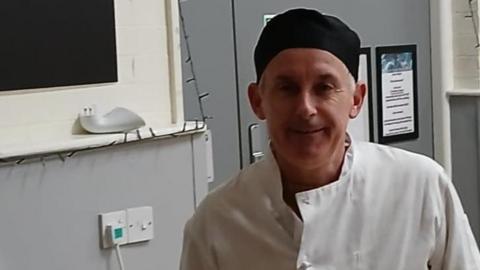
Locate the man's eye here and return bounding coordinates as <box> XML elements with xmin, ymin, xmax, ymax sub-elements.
<box><xmin>278</xmin><ymin>84</ymin><xmax>297</xmax><ymax>92</ymax></box>
<box><xmin>315</xmin><ymin>84</ymin><xmax>335</xmax><ymax>92</ymax></box>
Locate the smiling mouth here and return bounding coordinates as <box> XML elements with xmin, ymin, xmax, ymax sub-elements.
<box><xmin>291</xmin><ymin>128</ymin><xmax>325</xmax><ymax>134</ymax></box>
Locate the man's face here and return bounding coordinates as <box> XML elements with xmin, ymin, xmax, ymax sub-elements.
<box><xmin>248</xmin><ymin>48</ymin><xmax>365</xmax><ymax>169</ymax></box>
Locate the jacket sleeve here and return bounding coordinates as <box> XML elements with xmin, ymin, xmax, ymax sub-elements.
<box><xmin>179</xmin><ymin>221</ymin><xmax>218</xmax><ymax>270</ymax></box>
<box><xmin>429</xmin><ymin>174</ymin><xmax>480</xmax><ymax>269</ymax></box>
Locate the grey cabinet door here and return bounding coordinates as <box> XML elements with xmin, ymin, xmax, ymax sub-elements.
<box><xmin>450</xmin><ymin>97</ymin><xmax>480</xmax><ymax>244</ymax></box>
<box><xmin>232</xmin><ymin>0</ymin><xmax>434</xmax><ymax>166</ymax></box>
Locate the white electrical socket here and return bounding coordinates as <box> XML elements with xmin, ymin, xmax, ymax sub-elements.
<box><xmin>99</xmin><ymin>210</ymin><xmax>128</xmax><ymax>248</ymax></box>
<box><xmin>127</xmin><ymin>206</ymin><xmax>154</xmax><ymax>244</ymax></box>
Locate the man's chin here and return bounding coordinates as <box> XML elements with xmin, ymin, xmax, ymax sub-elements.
<box><xmin>288</xmin><ymin>148</ymin><xmax>330</xmax><ymax>166</ymax></box>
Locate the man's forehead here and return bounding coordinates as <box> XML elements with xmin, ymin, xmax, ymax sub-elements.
<box><xmin>272</xmin><ymin>73</ymin><xmax>338</xmax><ymax>82</ymax></box>
<box><xmin>262</xmin><ymin>48</ymin><xmax>349</xmax><ymax>79</ymax></box>
<box><xmin>270</xmin><ymin>48</ymin><xmax>347</xmax><ymax>67</ymax></box>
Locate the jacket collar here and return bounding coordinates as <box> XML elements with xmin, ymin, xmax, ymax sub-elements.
<box><xmin>258</xmin><ymin>134</ymin><xmax>356</xmax><ymax>209</ymax></box>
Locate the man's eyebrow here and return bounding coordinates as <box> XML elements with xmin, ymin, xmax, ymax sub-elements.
<box><xmin>315</xmin><ymin>74</ymin><xmax>337</xmax><ymax>82</ymax></box>
<box><xmin>272</xmin><ymin>75</ymin><xmax>296</xmax><ymax>83</ymax></box>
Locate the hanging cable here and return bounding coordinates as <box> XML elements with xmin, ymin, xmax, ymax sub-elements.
<box><xmin>0</xmin><ymin>122</ymin><xmax>206</xmax><ymax>167</ymax></box>
<box><xmin>178</xmin><ymin>0</ymin><xmax>211</xmax><ymax>122</ymax></box>
<box><xmin>114</xmin><ymin>244</ymin><xmax>126</xmax><ymax>270</ymax></box>
<box><xmin>468</xmin><ymin>0</ymin><xmax>480</xmax><ymax>47</ymax></box>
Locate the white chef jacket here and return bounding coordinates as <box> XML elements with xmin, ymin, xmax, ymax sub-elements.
<box><xmin>180</xmin><ymin>138</ymin><xmax>480</xmax><ymax>270</ymax></box>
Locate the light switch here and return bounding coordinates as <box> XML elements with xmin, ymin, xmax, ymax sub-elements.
<box><xmin>126</xmin><ymin>206</ymin><xmax>154</xmax><ymax>244</ymax></box>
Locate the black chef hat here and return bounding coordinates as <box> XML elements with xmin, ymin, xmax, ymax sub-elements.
<box><xmin>254</xmin><ymin>8</ymin><xmax>361</xmax><ymax>82</ymax></box>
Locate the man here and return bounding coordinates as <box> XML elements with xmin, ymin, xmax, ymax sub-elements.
<box><xmin>180</xmin><ymin>8</ymin><xmax>480</xmax><ymax>269</ymax></box>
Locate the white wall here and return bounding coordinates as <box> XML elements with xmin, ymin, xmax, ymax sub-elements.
<box><xmin>0</xmin><ymin>132</ymin><xmax>208</xmax><ymax>270</ymax></box>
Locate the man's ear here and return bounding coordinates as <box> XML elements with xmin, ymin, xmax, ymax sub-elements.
<box><xmin>248</xmin><ymin>83</ymin><xmax>266</xmax><ymax>120</ymax></box>
<box><xmin>349</xmin><ymin>81</ymin><xmax>367</xmax><ymax>119</ymax></box>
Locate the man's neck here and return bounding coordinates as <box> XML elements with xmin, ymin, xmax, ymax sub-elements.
<box><xmin>277</xmin><ymin>144</ymin><xmax>347</xmax><ymax>194</ymax></box>
<box><xmin>274</xmin><ymin>140</ymin><xmax>349</xmax><ymax>218</ymax></box>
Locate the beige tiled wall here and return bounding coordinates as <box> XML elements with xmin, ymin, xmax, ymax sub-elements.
<box><xmin>0</xmin><ymin>0</ymin><xmax>183</xmax><ymax>155</ymax></box>
<box><xmin>453</xmin><ymin>0</ymin><xmax>480</xmax><ymax>89</ymax></box>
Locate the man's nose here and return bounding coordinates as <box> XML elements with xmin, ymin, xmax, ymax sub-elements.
<box><xmin>295</xmin><ymin>91</ymin><xmax>317</xmax><ymax>118</ymax></box>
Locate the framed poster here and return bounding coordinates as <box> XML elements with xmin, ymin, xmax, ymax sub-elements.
<box><xmin>376</xmin><ymin>45</ymin><xmax>419</xmax><ymax>143</ymax></box>
<box><xmin>347</xmin><ymin>47</ymin><xmax>374</xmax><ymax>142</ymax></box>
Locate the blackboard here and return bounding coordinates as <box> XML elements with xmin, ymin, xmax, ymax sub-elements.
<box><xmin>0</xmin><ymin>0</ymin><xmax>117</xmax><ymax>91</ymax></box>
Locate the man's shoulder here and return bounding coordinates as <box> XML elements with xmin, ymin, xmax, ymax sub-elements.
<box><xmin>355</xmin><ymin>141</ymin><xmax>445</xmax><ymax>176</ymax></box>
<box><xmin>203</xmin><ymin>159</ymin><xmax>264</xmax><ymax>205</ymax></box>
<box><xmin>353</xmin><ymin>141</ymin><xmax>451</xmax><ymax>204</ymax></box>
<box><xmin>185</xmin><ymin>160</ymin><xmax>266</xmax><ymax>233</ymax></box>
